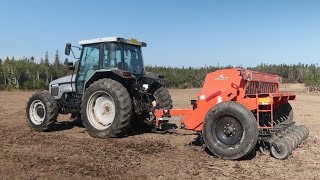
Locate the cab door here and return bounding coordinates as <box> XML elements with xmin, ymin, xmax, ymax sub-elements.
<box><xmin>76</xmin><ymin>43</ymin><xmax>101</xmax><ymax>94</ymax></box>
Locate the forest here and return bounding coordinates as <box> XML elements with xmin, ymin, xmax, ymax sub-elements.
<box><xmin>0</xmin><ymin>51</ymin><xmax>319</xmax><ymax>90</ymax></box>
<box><xmin>0</xmin><ymin>51</ymin><xmax>69</xmax><ymax>90</ymax></box>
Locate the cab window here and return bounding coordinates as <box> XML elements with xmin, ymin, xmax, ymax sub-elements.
<box><xmin>104</xmin><ymin>43</ymin><xmax>122</xmax><ymax>69</ymax></box>
<box><xmin>76</xmin><ymin>44</ymin><xmax>100</xmax><ymax>93</ymax></box>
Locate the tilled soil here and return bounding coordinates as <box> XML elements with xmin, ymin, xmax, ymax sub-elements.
<box><xmin>0</xmin><ymin>84</ymin><xmax>320</xmax><ymax>179</ymax></box>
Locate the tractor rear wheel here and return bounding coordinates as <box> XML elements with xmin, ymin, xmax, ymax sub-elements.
<box><xmin>26</xmin><ymin>91</ymin><xmax>58</xmax><ymax>131</ymax></box>
<box><xmin>202</xmin><ymin>101</ymin><xmax>259</xmax><ymax>160</ymax></box>
<box><xmin>81</xmin><ymin>78</ymin><xmax>133</xmax><ymax>138</ymax></box>
<box><xmin>131</xmin><ymin>86</ymin><xmax>173</xmax><ymax>133</ymax></box>
<box><xmin>153</xmin><ymin>86</ymin><xmax>173</xmax><ymax>109</ymax></box>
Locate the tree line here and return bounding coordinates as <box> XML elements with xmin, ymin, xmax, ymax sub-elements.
<box><xmin>145</xmin><ymin>63</ymin><xmax>320</xmax><ymax>88</ymax></box>
<box><xmin>0</xmin><ymin>53</ymin><xmax>319</xmax><ymax>90</ymax></box>
<box><xmin>0</xmin><ymin>50</ymin><xmax>70</xmax><ymax>90</ymax></box>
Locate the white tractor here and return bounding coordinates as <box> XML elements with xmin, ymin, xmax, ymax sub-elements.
<box><xmin>26</xmin><ymin>37</ymin><xmax>172</xmax><ymax>138</ymax></box>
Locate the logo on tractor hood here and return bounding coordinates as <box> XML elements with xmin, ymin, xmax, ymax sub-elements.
<box><xmin>214</xmin><ymin>74</ymin><xmax>229</xmax><ymax>80</ymax></box>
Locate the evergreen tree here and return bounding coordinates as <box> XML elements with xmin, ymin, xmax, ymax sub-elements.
<box><xmin>43</xmin><ymin>52</ymin><xmax>50</xmax><ymax>85</ymax></box>
<box><xmin>0</xmin><ymin>58</ymin><xmax>2</xmax><ymax>65</ymax></box>
<box><xmin>54</xmin><ymin>50</ymin><xmax>60</xmax><ymax>67</ymax></box>
<box><xmin>53</xmin><ymin>50</ymin><xmax>62</xmax><ymax>79</ymax></box>
<box><xmin>63</xmin><ymin>58</ymin><xmax>69</xmax><ymax>66</ymax></box>
<box><xmin>30</xmin><ymin>56</ymin><xmax>35</xmax><ymax>62</ymax></box>
<box><xmin>44</xmin><ymin>51</ymin><xmax>49</xmax><ymax>66</ymax></box>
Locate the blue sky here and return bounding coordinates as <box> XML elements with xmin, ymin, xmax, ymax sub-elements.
<box><xmin>0</xmin><ymin>0</ymin><xmax>320</xmax><ymax>67</ymax></box>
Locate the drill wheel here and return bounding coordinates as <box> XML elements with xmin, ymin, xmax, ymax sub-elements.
<box><xmin>270</xmin><ymin>139</ymin><xmax>291</xmax><ymax>160</ymax></box>
<box><xmin>295</xmin><ymin>127</ymin><xmax>307</xmax><ymax>141</ymax></box>
<box><xmin>290</xmin><ymin>130</ymin><xmax>303</xmax><ymax>145</ymax></box>
<box><xmin>259</xmin><ymin>142</ymin><xmax>271</xmax><ymax>156</ymax></box>
<box><xmin>285</xmin><ymin>132</ymin><xmax>299</xmax><ymax>149</ymax></box>
<box><xmin>300</xmin><ymin>125</ymin><xmax>309</xmax><ymax>138</ymax></box>
<box><xmin>282</xmin><ymin>136</ymin><xmax>294</xmax><ymax>154</ymax></box>
<box><xmin>291</xmin><ymin>127</ymin><xmax>304</xmax><ymax>143</ymax></box>
<box><xmin>297</xmin><ymin>125</ymin><xmax>309</xmax><ymax>140</ymax></box>
<box><xmin>202</xmin><ymin>101</ymin><xmax>259</xmax><ymax>160</ymax></box>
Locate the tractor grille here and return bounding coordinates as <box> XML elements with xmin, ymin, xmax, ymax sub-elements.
<box><xmin>51</xmin><ymin>87</ymin><xmax>59</xmax><ymax>96</ymax></box>
<box><xmin>246</xmin><ymin>82</ymin><xmax>277</xmax><ymax>94</ymax></box>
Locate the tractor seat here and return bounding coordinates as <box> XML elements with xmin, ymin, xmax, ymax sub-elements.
<box><xmin>118</xmin><ymin>62</ymin><xmax>129</xmax><ymax>71</ymax></box>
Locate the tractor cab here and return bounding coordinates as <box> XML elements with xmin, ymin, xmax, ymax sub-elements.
<box><xmin>65</xmin><ymin>37</ymin><xmax>147</xmax><ymax>94</ymax></box>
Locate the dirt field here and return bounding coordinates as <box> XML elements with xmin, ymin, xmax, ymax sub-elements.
<box><xmin>0</xmin><ymin>84</ymin><xmax>320</xmax><ymax>179</ymax></box>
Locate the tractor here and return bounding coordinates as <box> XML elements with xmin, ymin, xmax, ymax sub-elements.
<box><xmin>26</xmin><ymin>37</ymin><xmax>172</xmax><ymax>138</ymax></box>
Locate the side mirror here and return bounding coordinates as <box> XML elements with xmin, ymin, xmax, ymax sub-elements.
<box><xmin>67</xmin><ymin>62</ymin><xmax>74</xmax><ymax>70</ymax></box>
<box><xmin>65</xmin><ymin>43</ymin><xmax>71</xmax><ymax>55</ymax></box>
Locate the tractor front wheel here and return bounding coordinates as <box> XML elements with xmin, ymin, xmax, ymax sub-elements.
<box><xmin>202</xmin><ymin>101</ymin><xmax>259</xmax><ymax>160</ymax></box>
<box><xmin>26</xmin><ymin>91</ymin><xmax>58</xmax><ymax>131</ymax></box>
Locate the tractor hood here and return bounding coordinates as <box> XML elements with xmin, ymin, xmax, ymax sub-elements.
<box><xmin>49</xmin><ymin>75</ymin><xmax>75</xmax><ymax>86</ymax></box>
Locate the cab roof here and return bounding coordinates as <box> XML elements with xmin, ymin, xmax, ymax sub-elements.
<box><xmin>79</xmin><ymin>37</ymin><xmax>147</xmax><ymax>47</ymax></box>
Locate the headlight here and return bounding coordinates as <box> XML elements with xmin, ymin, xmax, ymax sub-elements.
<box><xmin>51</xmin><ymin>87</ymin><xmax>59</xmax><ymax>96</ymax></box>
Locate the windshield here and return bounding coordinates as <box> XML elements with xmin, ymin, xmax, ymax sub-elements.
<box><xmin>104</xmin><ymin>43</ymin><xmax>144</xmax><ymax>74</ymax></box>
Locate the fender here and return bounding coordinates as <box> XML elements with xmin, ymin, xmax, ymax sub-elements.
<box><xmin>83</xmin><ymin>69</ymin><xmax>134</xmax><ymax>94</ymax></box>
<box><xmin>139</xmin><ymin>72</ymin><xmax>165</xmax><ymax>92</ymax></box>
